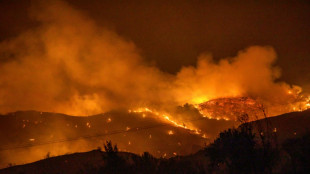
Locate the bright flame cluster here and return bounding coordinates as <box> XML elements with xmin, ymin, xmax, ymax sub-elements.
<box><xmin>192</xmin><ymin>104</ymin><xmax>231</xmax><ymax>121</ymax></box>
<box><xmin>287</xmin><ymin>90</ymin><xmax>310</xmax><ymax>112</ymax></box>
<box><xmin>129</xmin><ymin>108</ymin><xmax>205</xmax><ymax>137</ymax></box>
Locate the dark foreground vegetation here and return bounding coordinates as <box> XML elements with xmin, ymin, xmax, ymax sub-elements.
<box><xmin>1</xmin><ymin>127</ymin><xmax>310</xmax><ymax>174</ymax></box>
<box><xmin>97</xmin><ymin>129</ymin><xmax>310</xmax><ymax>174</ymax></box>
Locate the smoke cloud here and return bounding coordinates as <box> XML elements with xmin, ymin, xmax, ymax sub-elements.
<box><xmin>174</xmin><ymin>47</ymin><xmax>304</xmax><ymax>115</ymax></box>
<box><xmin>0</xmin><ymin>0</ymin><xmax>306</xmax><ymax>118</ymax></box>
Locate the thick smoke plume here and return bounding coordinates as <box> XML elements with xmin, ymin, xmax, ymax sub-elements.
<box><xmin>0</xmin><ymin>0</ymin><xmax>306</xmax><ymax>118</ymax></box>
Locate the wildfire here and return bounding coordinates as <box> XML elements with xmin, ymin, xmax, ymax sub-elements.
<box><xmin>202</xmin><ymin>134</ymin><xmax>208</xmax><ymax>139</ymax></box>
<box><xmin>107</xmin><ymin>118</ymin><xmax>112</xmax><ymax>123</ymax></box>
<box><xmin>129</xmin><ymin>107</ymin><xmax>205</xmax><ymax>136</ymax></box>
<box><xmin>193</xmin><ymin>103</ymin><xmax>231</xmax><ymax>120</ymax></box>
<box><xmin>197</xmin><ymin>94</ymin><xmax>310</xmax><ymax>120</ymax></box>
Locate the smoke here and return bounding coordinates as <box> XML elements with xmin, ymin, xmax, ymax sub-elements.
<box><xmin>174</xmin><ymin>47</ymin><xmax>304</xmax><ymax>115</ymax></box>
<box><xmin>0</xmin><ymin>0</ymin><xmax>174</xmax><ymax>115</ymax></box>
<box><xmin>0</xmin><ymin>0</ymin><xmax>306</xmax><ymax>118</ymax></box>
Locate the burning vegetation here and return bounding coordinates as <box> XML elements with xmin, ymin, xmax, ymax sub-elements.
<box><xmin>198</xmin><ymin>97</ymin><xmax>261</xmax><ymax>121</ymax></box>
<box><xmin>129</xmin><ymin>107</ymin><xmax>203</xmax><ymax>136</ymax></box>
<box><xmin>0</xmin><ymin>1</ymin><xmax>310</xmax><ymax>172</ymax></box>
<box><xmin>196</xmin><ymin>95</ymin><xmax>310</xmax><ymax>121</ymax></box>
<box><xmin>0</xmin><ymin>0</ymin><xmax>309</xmax><ymax>120</ymax></box>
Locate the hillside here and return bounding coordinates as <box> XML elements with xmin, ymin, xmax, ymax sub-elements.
<box><xmin>249</xmin><ymin>109</ymin><xmax>310</xmax><ymax>143</ymax></box>
<box><xmin>0</xmin><ymin>110</ymin><xmax>234</xmax><ymax>168</ymax></box>
<box><xmin>0</xmin><ymin>148</ymin><xmax>210</xmax><ymax>174</ymax></box>
<box><xmin>1</xmin><ymin>109</ymin><xmax>310</xmax><ymax>173</ymax></box>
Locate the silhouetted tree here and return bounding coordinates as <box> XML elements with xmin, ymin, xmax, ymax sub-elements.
<box><xmin>205</xmin><ymin>118</ymin><xmax>279</xmax><ymax>174</ymax></box>
<box><xmin>140</xmin><ymin>152</ymin><xmax>157</xmax><ymax>173</ymax></box>
<box><xmin>99</xmin><ymin>140</ymin><xmax>130</xmax><ymax>174</ymax></box>
<box><xmin>206</xmin><ymin>126</ymin><xmax>256</xmax><ymax>174</ymax></box>
<box><xmin>45</xmin><ymin>152</ymin><xmax>50</xmax><ymax>159</ymax></box>
<box><xmin>131</xmin><ymin>152</ymin><xmax>158</xmax><ymax>174</ymax></box>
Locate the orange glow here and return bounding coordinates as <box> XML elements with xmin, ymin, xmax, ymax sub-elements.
<box><xmin>107</xmin><ymin>118</ymin><xmax>112</xmax><ymax>123</ymax></box>
<box><xmin>168</xmin><ymin>130</ymin><xmax>174</xmax><ymax>135</ymax></box>
<box><xmin>1</xmin><ymin>1</ymin><xmax>310</xmax><ymax>169</ymax></box>
<box><xmin>130</xmin><ymin>107</ymin><xmax>207</xmax><ymax>137</ymax></box>
<box><xmin>0</xmin><ymin>0</ymin><xmax>307</xmax><ymax>124</ymax></box>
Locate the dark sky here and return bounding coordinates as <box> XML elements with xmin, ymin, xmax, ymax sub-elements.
<box><xmin>1</xmin><ymin>0</ymin><xmax>310</xmax><ymax>90</ymax></box>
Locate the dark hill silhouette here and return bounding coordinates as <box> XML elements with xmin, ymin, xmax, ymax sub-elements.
<box><xmin>249</xmin><ymin>109</ymin><xmax>310</xmax><ymax>143</ymax></box>
<box><xmin>0</xmin><ymin>147</ymin><xmax>210</xmax><ymax>174</ymax></box>
<box><xmin>0</xmin><ymin>150</ymin><xmax>105</xmax><ymax>174</ymax></box>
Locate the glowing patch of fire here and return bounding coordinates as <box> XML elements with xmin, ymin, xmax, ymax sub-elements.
<box><xmin>129</xmin><ymin>107</ymin><xmax>205</xmax><ymax>137</ymax></box>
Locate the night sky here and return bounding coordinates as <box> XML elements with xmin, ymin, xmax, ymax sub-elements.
<box><xmin>1</xmin><ymin>0</ymin><xmax>310</xmax><ymax>90</ymax></box>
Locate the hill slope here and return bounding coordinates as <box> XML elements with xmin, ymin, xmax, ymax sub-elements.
<box><xmin>0</xmin><ymin>110</ymin><xmax>234</xmax><ymax>168</ymax></box>
<box><xmin>249</xmin><ymin>109</ymin><xmax>310</xmax><ymax>143</ymax></box>
<box><xmin>1</xmin><ymin>109</ymin><xmax>309</xmax><ymax>169</ymax></box>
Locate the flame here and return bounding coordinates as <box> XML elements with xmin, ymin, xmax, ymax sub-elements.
<box><xmin>107</xmin><ymin>118</ymin><xmax>112</xmax><ymax>123</ymax></box>
<box><xmin>129</xmin><ymin>107</ymin><xmax>210</xmax><ymax>139</ymax></box>
<box><xmin>202</xmin><ymin>134</ymin><xmax>208</xmax><ymax>139</ymax></box>
<box><xmin>192</xmin><ymin>96</ymin><xmax>209</xmax><ymax>104</ymax></box>
<box><xmin>0</xmin><ymin>0</ymin><xmax>308</xmax><ymax>124</ymax></box>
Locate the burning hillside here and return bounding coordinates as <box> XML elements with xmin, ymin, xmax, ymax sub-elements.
<box><xmin>0</xmin><ymin>0</ymin><xmax>309</xmax><ymax>119</ymax></box>
<box><xmin>197</xmin><ymin>97</ymin><xmax>262</xmax><ymax>121</ymax></box>
<box><xmin>196</xmin><ymin>90</ymin><xmax>310</xmax><ymax>120</ymax></box>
